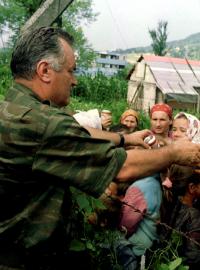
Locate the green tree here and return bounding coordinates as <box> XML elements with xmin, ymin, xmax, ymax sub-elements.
<box><xmin>0</xmin><ymin>47</ymin><xmax>12</xmax><ymax>96</ymax></box>
<box><xmin>62</xmin><ymin>0</ymin><xmax>98</xmax><ymax>68</ymax></box>
<box><xmin>149</xmin><ymin>20</ymin><xmax>168</xmax><ymax>56</ymax></box>
<box><xmin>0</xmin><ymin>0</ymin><xmax>97</xmax><ymax>67</ymax></box>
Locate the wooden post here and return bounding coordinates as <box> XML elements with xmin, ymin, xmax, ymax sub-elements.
<box><xmin>21</xmin><ymin>0</ymin><xmax>74</xmax><ymax>34</ymax></box>
<box><xmin>197</xmin><ymin>92</ymin><xmax>200</xmax><ymax>114</ymax></box>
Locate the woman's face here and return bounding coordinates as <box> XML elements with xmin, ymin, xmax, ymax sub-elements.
<box><xmin>172</xmin><ymin>117</ymin><xmax>189</xmax><ymax>141</ymax></box>
<box><xmin>150</xmin><ymin>111</ymin><xmax>172</xmax><ymax>136</ymax></box>
<box><xmin>121</xmin><ymin>115</ymin><xmax>137</xmax><ymax>131</ymax></box>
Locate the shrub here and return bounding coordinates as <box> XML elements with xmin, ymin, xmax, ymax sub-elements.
<box><xmin>72</xmin><ymin>72</ymin><xmax>128</xmax><ymax>104</ymax></box>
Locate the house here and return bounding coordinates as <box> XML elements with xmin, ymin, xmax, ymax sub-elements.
<box><xmin>76</xmin><ymin>51</ymin><xmax>128</xmax><ymax>77</ymax></box>
<box><xmin>127</xmin><ymin>55</ymin><xmax>200</xmax><ymax>113</ymax></box>
<box><xmin>96</xmin><ymin>51</ymin><xmax>127</xmax><ymax>69</ymax></box>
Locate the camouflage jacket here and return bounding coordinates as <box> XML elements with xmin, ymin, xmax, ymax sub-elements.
<box><xmin>0</xmin><ymin>82</ymin><xmax>126</xmax><ymax>250</ymax></box>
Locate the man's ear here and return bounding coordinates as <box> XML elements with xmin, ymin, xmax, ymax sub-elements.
<box><xmin>188</xmin><ymin>183</ymin><xmax>196</xmax><ymax>194</ymax></box>
<box><xmin>36</xmin><ymin>60</ymin><xmax>52</xmax><ymax>82</ymax></box>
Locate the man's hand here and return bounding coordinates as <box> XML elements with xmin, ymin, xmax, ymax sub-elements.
<box><xmin>117</xmin><ymin>137</ymin><xmax>200</xmax><ymax>182</ymax></box>
<box><xmin>124</xmin><ymin>129</ymin><xmax>152</xmax><ymax>149</ymax></box>
<box><xmin>171</xmin><ymin>139</ymin><xmax>200</xmax><ymax>167</ymax></box>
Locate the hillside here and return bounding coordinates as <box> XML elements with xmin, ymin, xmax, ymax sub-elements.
<box><xmin>116</xmin><ymin>32</ymin><xmax>200</xmax><ymax>60</ymax></box>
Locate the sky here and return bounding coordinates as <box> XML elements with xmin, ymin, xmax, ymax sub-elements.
<box><xmin>1</xmin><ymin>0</ymin><xmax>200</xmax><ymax>51</ymax></box>
<box><xmin>82</xmin><ymin>0</ymin><xmax>200</xmax><ymax>51</ymax></box>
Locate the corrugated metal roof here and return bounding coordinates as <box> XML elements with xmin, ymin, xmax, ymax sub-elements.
<box><xmin>140</xmin><ymin>55</ymin><xmax>200</xmax><ymax>97</ymax></box>
<box><xmin>187</xmin><ymin>59</ymin><xmax>200</xmax><ymax>82</ymax></box>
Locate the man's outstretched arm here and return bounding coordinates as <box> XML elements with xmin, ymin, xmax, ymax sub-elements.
<box><xmin>116</xmin><ymin>140</ymin><xmax>200</xmax><ymax>181</ymax></box>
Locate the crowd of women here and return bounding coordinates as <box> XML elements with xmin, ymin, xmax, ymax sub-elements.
<box><xmin>74</xmin><ymin>104</ymin><xmax>200</xmax><ymax>270</ymax></box>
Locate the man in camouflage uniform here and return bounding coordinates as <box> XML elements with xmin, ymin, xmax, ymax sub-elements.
<box><xmin>0</xmin><ymin>27</ymin><xmax>200</xmax><ymax>270</ymax></box>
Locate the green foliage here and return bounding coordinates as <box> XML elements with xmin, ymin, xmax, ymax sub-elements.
<box><xmin>154</xmin><ymin>258</ymin><xmax>187</xmax><ymax>270</ymax></box>
<box><xmin>146</xmin><ymin>232</ymin><xmax>189</xmax><ymax>270</ymax></box>
<box><xmin>120</xmin><ymin>32</ymin><xmax>200</xmax><ymax>60</ymax></box>
<box><xmin>69</xmin><ymin>70</ymin><xmax>131</xmax><ymax>125</ymax></box>
<box><xmin>69</xmin><ymin>187</ymin><xmax>122</xmax><ymax>269</ymax></box>
<box><xmin>72</xmin><ymin>72</ymin><xmax>128</xmax><ymax>102</ymax></box>
<box><xmin>0</xmin><ymin>0</ymin><xmax>38</xmax><ymax>41</ymax></box>
<box><xmin>69</xmin><ymin>96</ymin><xmax>128</xmax><ymax>125</ymax></box>
<box><xmin>64</xmin><ymin>0</ymin><xmax>97</xmax><ymax>26</ymax></box>
<box><xmin>68</xmin><ymin>188</ymin><xmax>190</xmax><ymax>269</ymax></box>
<box><xmin>0</xmin><ymin>1</ymin><xmax>194</xmax><ymax>268</ymax></box>
<box><xmin>71</xmin><ymin>72</ymin><xmax>129</xmax><ymax>124</ymax></box>
<box><xmin>69</xmin><ymin>97</ymin><xmax>151</xmax><ymax>128</ymax></box>
<box><xmin>0</xmin><ymin>0</ymin><xmax>97</xmax><ymax>67</ymax></box>
<box><xmin>0</xmin><ymin>47</ymin><xmax>12</xmax><ymax>96</ymax></box>
<box><xmin>138</xmin><ymin>110</ymin><xmax>150</xmax><ymax>130</ymax></box>
<box><xmin>149</xmin><ymin>20</ymin><xmax>168</xmax><ymax>56</ymax></box>
<box><xmin>173</xmin><ymin>108</ymin><xmax>200</xmax><ymax>119</ymax></box>
<box><xmin>62</xmin><ymin>0</ymin><xmax>98</xmax><ymax>68</ymax></box>
<box><xmin>74</xmin><ymin>189</ymin><xmax>106</xmax><ymax>217</ymax></box>
<box><xmin>68</xmin><ymin>67</ymin><xmax>151</xmax><ymax>127</ymax></box>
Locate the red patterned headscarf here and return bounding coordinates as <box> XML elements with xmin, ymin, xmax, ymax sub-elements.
<box><xmin>150</xmin><ymin>103</ymin><xmax>173</xmax><ymax>119</ymax></box>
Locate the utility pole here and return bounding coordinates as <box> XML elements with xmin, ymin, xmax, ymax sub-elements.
<box><xmin>21</xmin><ymin>0</ymin><xmax>74</xmax><ymax>34</ymax></box>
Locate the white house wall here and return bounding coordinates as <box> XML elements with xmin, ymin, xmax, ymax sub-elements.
<box><xmin>144</xmin><ymin>65</ymin><xmax>155</xmax><ymax>83</ymax></box>
<box><xmin>142</xmin><ymin>82</ymin><xmax>157</xmax><ymax>112</ymax></box>
<box><xmin>130</xmin><ymin>62</ymin><xmax>145</xmax><ymax>81</ymax></box>
<box><xmin>142</xmin><ymin>66</ymin><xmax>157</xmax><ymax>111</ymax></box>
<box><xmin>127</xmin><ymin>81</ymin><xmax>140</xmax><ymax>105</ymax></box>
<box><xmin>127</xmin><ymin>63</ymin><xmax>157</xmax><ymax>110</ymax></box>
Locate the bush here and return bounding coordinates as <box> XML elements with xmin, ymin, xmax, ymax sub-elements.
<box><xmin>70</xmin><ymin>69</ymin><xmax>151</xmax><ymax>126</ymax></box>
<box><xmin>72</xmin><ymin>72</ymin><xmax>128</xmax><ymax>104</ymax></box>
<box><xmin>0</xmin><ymin>48</ymin><xmax>12</xmax><ymax>96</ymax></box>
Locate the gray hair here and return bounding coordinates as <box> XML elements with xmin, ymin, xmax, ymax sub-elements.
<box><xmin>11</xmin><ymin>27</ymin><xmax>74</xmax><ymax>80</ymax></box>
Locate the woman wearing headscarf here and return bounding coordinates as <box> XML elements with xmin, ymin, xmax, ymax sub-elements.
<box><xmin>172</xmin><ymin>111</ymin><xmax>200</xmax><ymax>143</ymax></box>
<box><xmin>150</xmin><ymin>103</ymin><xmax>173</xmax><ymax>145</ymax></box>
<box><xmin>157</xmin><ymin>114</ymin><xmax>200</xmax><ymax>269</ymax></box>
<box><xmin>120</xmin><ymin>109</ymin><xmax>139</xmax><ymax>132</ymax></box>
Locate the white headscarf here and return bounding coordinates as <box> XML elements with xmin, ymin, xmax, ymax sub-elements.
<box><xmin>174</xmin><ymin>112</ymin><xmax>200</xmax><ymax>143</ymax></box>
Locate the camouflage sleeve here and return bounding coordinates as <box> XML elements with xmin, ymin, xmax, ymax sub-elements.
<box><xmin>33</xmin><ymin>111</ymin><xmax>127</xmax><ymax>197</ymax></box>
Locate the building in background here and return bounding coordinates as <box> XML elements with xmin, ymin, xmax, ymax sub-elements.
<box><xmin>127</xmin><ymin>55</ymin><xmax>200</xmax><ymax>113</ymax></box>
<box><xmin>76</xmin><ymin>51</ymin><xmax>128</xmax><ymax>77</ymax></box>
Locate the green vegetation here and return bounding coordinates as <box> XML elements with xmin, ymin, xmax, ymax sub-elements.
<box><xmin>118</xmin><ymin>31</ymin><xmax>200</xmax><ymax>60</ymax></box>
<box><xmin>0</xmin><ymin>0</ymin><xmax>97</xmax><ymax>68</ymax></box>
<box><xmin>149</xmin><ymin>20</ymin><xmax>168</xmax><ymax>56</ymax></box>
<box><xmin>69</xmin><ymin>188</ymin><xmax>190</xmax><ymax>270</ymax></box>
<box><xmin>0</xmin><ymin>48</ymin><xmax>12</xmax><ymax>97</ymax></box>
<box><xmin>0</xmin><ymin>57</ymin><xmax>192</xmax><ymax>269</ymax></box>
<box><xmin>0</xmin><ymin>2</ymin><xmax>195</xmax><ymax>266</ymax></box>
<box><xmin>146</xmin><ymin>231</ymin><xmax>189</xmax><ymax>270</ymax></box>
<box><xmin>70</xmin><ymin>71</ymin><xmax>129</xmax><ymax>124</ymax></box>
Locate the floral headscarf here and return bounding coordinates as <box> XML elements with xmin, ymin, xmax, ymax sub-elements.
<box><xmin>174</xmin><ymin>112</ymin><xmax>200</xmax><ymax>143</ymax></box>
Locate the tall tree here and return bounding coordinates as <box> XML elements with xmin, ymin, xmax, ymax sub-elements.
<box><xmin>0</xmin><ymin>0</ymin><xmax>97</xmax><ymax>67</ymax></box>
<box><xmin>62</xmin><ymin>0</ymin><xmax>98</xmax><ymax>68</ymax></box>
<box><xmin>149</xmin><ymin>20</ymin><xmax>168</xmax><ymax>56</ymax></box>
